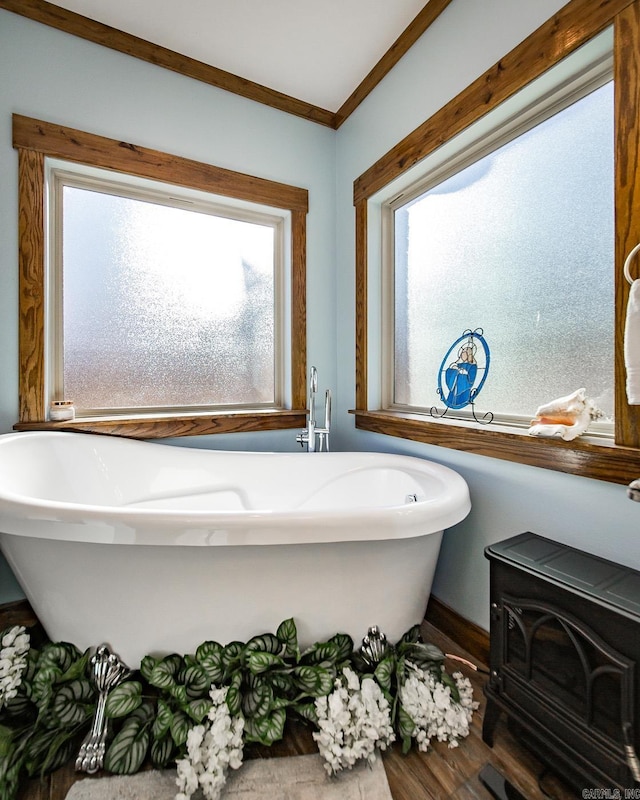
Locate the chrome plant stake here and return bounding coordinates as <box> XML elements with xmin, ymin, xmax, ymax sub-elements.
<box><xmin>75</xmin><ymin>645</ymin><xmax>130</xmax><ymax>774</ymax></box>
<box><xmin>360</xmin><ymin>626</ymin><xmax>390</xmax><ymax>667</ymax></box>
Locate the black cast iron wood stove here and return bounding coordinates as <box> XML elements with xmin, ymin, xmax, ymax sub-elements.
<box><xmin>483</xmin><ymin>532</ymin><xmax>640</xmax><ymax>791</ymax></box>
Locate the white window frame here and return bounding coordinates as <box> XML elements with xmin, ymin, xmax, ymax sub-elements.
<box><xmin>45</xmin><ymin>160</ymin><xmax>288</xmax><ymax>418</ymax></box>
<box><xmin>376</xmin><ymin>29</ymin><xmax>614</xmax><ymax>436</ymax></box>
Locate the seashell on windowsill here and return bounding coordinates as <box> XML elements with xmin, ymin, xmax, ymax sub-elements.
<box><xmin>528</xmin><ymin>388</ymin><xmax>602</xmax><ymax>441</ymax></box>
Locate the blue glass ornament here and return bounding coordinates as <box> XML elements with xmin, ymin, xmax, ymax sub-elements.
<box><xmin>437</xmin><ymin>329</ymin><xmax>490</xmax><ymax>410</ymax></box>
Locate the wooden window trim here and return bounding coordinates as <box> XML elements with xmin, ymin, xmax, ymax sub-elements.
<box><xmin>352</xmin><ymin>0</ymin><xmax>640</xmax><ymax>486</ymax></box>
<box><xmin>13</xmin><ymin>114</ymin><xmax>308</xmax><ymax>439</ymax></box>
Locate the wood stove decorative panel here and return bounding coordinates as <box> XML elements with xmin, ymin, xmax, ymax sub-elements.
<box><xmin>483</xmin><ymin>532</ymin><xmax>640</xmax><ymax>791</ymax></box>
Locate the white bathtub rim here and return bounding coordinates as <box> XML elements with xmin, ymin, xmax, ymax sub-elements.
<box><xmin>0</xmin><ymin>498</ymin><xmax>470</xmax><ymax>545</ymax></box>
<box><xmin>0</xmin><ymin>431</ymin><xmax>471</xmax><ymax>545</ymax></box>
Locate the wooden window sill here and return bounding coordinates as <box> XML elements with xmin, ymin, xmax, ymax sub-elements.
<box><xmin>352</xmin><ymin>409</ymin><xmax>640</xmax><ymax>486</ymax></box>
<box><xmin>14</xmin><ymin>409</ymin><xmax>307</xmax><ymax>440</ymax></box>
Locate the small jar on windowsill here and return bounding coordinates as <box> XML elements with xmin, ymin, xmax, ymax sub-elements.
<box><xmin>49</xmin><ymin>400</ymin><xmax>75</xmax><ymax>421</ymax></box>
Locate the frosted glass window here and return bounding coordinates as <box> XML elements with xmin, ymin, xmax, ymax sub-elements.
<box><xmin>393</xmin><ymin>81</ymin><xmax>613</xmax><ymax>423</ymax></box>
<box><xmin>59</xmin><ymin>185</ymin><xmax>279</xmax><ymax>412</ymax></box>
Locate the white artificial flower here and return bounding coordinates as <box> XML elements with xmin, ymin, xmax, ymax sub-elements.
<box><xmin>186</xmin><ymin>725</ymin><xmax>205</xmax><ymax>764</ymax></box>
<box><xmin>0</xmin><ymin>625</ymin><xmax>30</xmax><ymax>711</ymax></box>
<box><xmin>399</xmin><ymin>663</ymin><xmax>478</xmax><ymax>752</ymax></box>
<box><xmin>175</xmin><ymin>685</ymin><xmax>244</xmax><ymax>800</ymax></box>
<box><xmin>313</xmin><ymin>667</ymin><xmax>395</xmax><ymax>775</ymax></box>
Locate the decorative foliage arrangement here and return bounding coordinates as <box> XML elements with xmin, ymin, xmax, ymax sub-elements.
<box><xmin>0</xmin><ymin>619</ymin><xmax>478</xmax><ymax>800</ymax></box>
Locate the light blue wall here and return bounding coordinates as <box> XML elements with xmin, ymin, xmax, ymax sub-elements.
<box><xmin>333</xmin><ymin>0</ymin><xmax>640</xmax><ymax>631</ymax></box>
<box><xmin>0</xmin><ymin>10</ymin><xmax>336</xmax><ymax>602</ymax></box>
<box><xmin>2</xmin><ymin>2</ymin><xmax>639</xmax><ymax>630</ymax></box>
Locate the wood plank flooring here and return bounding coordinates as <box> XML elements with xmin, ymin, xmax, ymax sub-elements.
<box><xmin>3</xmin><ymin>606</ymin><xmax>576</xmax><ymax>799</ymax></box>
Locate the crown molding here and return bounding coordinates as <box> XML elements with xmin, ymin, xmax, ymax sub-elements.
<box><xmin>0</xmin><ymin>0</ymin><xmax>450</xmax><ymax>129</ymax></box>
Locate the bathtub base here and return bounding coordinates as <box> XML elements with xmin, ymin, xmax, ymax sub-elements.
<box><xmin>1</xmin><ymin>531</ymin><xmax>443</xmax><ymax>667</ymax></box>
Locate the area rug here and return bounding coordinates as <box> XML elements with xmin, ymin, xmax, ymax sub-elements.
<box><xmin>65</xmin><ymin>753</ymin><xmax>393</xmax><ymax>799</ymax></box>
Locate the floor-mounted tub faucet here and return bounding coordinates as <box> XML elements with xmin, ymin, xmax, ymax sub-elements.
<box><xmin>297</xmin><ymin>366</ymin><xmax>331</xmax><ymax>452</ymax></box>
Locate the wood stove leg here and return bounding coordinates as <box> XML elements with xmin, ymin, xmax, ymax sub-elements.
<box><xmin>482</xmin><ymin>696</ymin><xmax>501</xmax><ymax>747</ymax></box>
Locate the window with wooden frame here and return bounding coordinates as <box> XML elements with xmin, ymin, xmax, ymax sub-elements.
<box><xmin>14</xmin><ymin>116</ymin><xmax>308</xmax><ymax>439</ymax></box>
<box><xmin>352</xmin><ymin>0</ymin><xmax>640</xmax><ymax>485</ymax></box>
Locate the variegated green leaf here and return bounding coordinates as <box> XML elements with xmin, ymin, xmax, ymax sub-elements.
<box><xmin>292</xmin><ymin>701</ymin><xmax>318</xmax><ymax>724</ymax></box>
<box><xmin>59</xmin><ymin>650</ymin><xmax>90</xmax><ymax>682</ymax></box>
<box><xmin>104</xmin><ymin>715</ymin><xmax>150</xmax><ymax>775</ymax></box>
<box><xmin>422</xmin><ymin>642</ymin><xmax>445</xmax><ymax>658</ymax></box>
<box><xmin>245</xmin><ymin>633</ymin><xmax>282</xmax><ymax>655</ymax></box>
<box><xmin>153</xmin><ymin>699</ymin><xmax>173</xmax><ymax>739</ymax></box>
<box><xmin>226</xmin><ymin>673</ymin><xmax>242</xmax><ymax>717</ymax></box>
<box><xmin>168</xmin><ymin>684</ymin><xmax>188</xmax><ymax>706</ymax></box>
<box><xmin>24</xmin><ymin>727</ymin><xmax>58</xmax><ymax>771</ymax></box>
<box><xmin>149</xmin><ymin>660</ymin><xmax>178</xmax><ymax>690</ymax></box>
<box><xmin>185</xmin><ymin>698</ymin><xmax>212</xmax><ymax>723</ymax></box>
<box><xmin>241</xmin><ymin>679</ymin><xmax>273</xmax><ymax>718</ymax></box>
<box><xmin>170</xmin><ymin>710</ymin><xmax>190</xmax><ymax>748</ymax></box>
<box><xmin>399</xmin><ymin>641</ymin><xmax>445</xmax><ymax>668</ymax></box>
<box><xmin>2</xmin><ymin>690</ymin><xmax>31</xmax><ymax>717</ymax></box>
<box><xmin>300</xmin><ymin>641</ymin><xmax>338</xmax><ymax>665</ymax></box>
<box><xmin>31</xmin><ymin>666</ymin><xmax>61</xmax><ymax>707</ymax></box>
<box><xmin>139</xmin><ymin>655</ymin><xmax>157</xmax><ymax>683</ymax></box>
<box><xmin>50</xmin><ymin>679</ymin><xmax>94</xmax><ymax>726</ymax></box>
<box><xmin>328</xmin><ymin>633</ymin><xmax>354</xmax><ymax>663</ymax></box>
<box><xmin>195</xmin><ymin>641</ymin><xmax>225</xmax><ymax>683</ymax></box>
<box><xmin>399</xmin><ymin>624</ymin><xmax>422</xmax><ymax>645</ymax></box>
<box><xmin>105</xmin><ymin>681</ymin><xmax>142</xmax><ymax>719</ymax></box>
<box><xmin>129</xmin><ymin>701</ymin><xmax>155</xmax><ymax>725</ymax></box>
<box><xmin>150</xmin><ymin>734</ymin><xmax>174</xmax><ymax>769</ymax></box>
<box><xmin>24</xmin><ymin>727</ymin><xmax>76</xmax><ymax>777</ymax></box>
<box><xmin>39</xmin><ymin>642</ymin><xmax>80</xmax><ymax>675</ymax></box>
<box><xmin>0</xmin><ymin>757</ymin><xmax>21</xmax><ymax>800</ymax></box>
<box><xmin>276</xmin><ymin>618</ymin><xmax>298</xmax><ymax>659</ymax></box>
<box><xmin>0</xmin><ymin>724</ymin><xmax>16</xmax><ymax>756</ymax></box>
<box><xmin>40</xmin><ymin>734</ymin><xmax>76</xmax><ymax>775</ymax></box>
<box><xmin>195</xmin><ymin>640</ymin><xmax>223</xmax><ymax>662</ymax></box>
<box><xmin>395</xmin><ymin>655</ymin><xmax>405</xmax><ymax>686</ymax></box>
<box><xmin>397</xmin><ymin>704</ymin><xmax>416</xmax><ymax>740</ymax></box>
<box><xmin>222</xmin><ymin>642</ymin><xmax>245</xmax><ymax>673</ymax></box>
<box><xmin>374</xmin><ymin>656</ymin><xmax>395</xmax><ymax>692</ymax></box>
<box><xmin>247</xmin><ymin>651</ymin><xmax>286</xmax><ymax>675</ymax></box>
<box><xmin>183</xmin><ymin>664</ymin><xmax>210</xmax><ymax>699</ymax></box>
<box><xmin>293</xmin><ymin>665</ymin><xmax>334</xmax><ymax>697</ymax></box>
<box><xmin>16</xmin><ymin>647</ymin><xmax>39</xmax><ymax>694</ymax></box>
<box><xmin>243</xmin><ymin>708</ymin><xmax>286</xmax><ymax>746</ymax></box>
<box><xmin>350</xmin><ymin>651</ymin><xmax>369</xmax><ymax>674</ymax></box>
<box><xmin>268</xmin><ymin>671</ymin><xmax>294</xmax><ymax>695</ymax></box>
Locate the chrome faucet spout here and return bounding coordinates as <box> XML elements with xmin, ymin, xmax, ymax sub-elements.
<box><xmin>308</xmin><ymin>366</ymin><xmax>318</xmax><ymax>424</ymax></box>
<box><xmin>297</xmin><ymin>366</ymin><xmax>331</xmax><ymax>452</ymax></box>
<box><xmin>307</xmin><ymin>366</ymin><xmax>317</xmax><ymax>452</ymax></box>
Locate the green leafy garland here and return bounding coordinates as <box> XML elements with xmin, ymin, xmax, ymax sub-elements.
<box><xmin>0</xmin><ymin>619</ymin><xmax>465</xmax><ymax>800</ymax></box>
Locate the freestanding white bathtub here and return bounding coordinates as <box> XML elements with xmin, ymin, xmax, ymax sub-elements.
<box><xmin>0</xmin><ymin>431</ymin><xmax>471</xmax><ymax>667</ymax></box>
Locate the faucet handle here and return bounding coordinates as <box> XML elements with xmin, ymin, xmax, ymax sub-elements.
<box><xmin>324</xmin><ymin>388</ymin><xmax>332</xmax><ymax>431</ymax></box>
